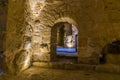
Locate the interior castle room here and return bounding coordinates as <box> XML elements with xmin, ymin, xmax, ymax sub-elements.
<box><xmin>0</xmin><ymin>0</ymin><xmax>120</xmax><ymax>80</ymax></box>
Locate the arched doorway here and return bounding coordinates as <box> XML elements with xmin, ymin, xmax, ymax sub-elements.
<box><xmin>51</xmin><ymin>22</ymin><xmax>78</xmax><ymax>63</ymax></box>
<box><xmin>100</xmin><ymin>40</ymin><xmax>120</xmax><ymax>64</ymax></box>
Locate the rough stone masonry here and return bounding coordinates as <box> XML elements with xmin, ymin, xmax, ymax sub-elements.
<box><xmin>4</xmin><ymin>0</ymin><xmax>120</xmax><ymax>74</ymax></box>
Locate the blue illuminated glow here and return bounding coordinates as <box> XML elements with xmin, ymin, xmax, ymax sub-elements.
<box><xmin>56</xmin><ymin>47</ymin><xmax>77</xmax><ymax>54</ymax></box>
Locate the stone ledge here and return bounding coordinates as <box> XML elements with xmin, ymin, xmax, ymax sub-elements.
<box><xmin>32</xmin><ymin>62</ymin><xmax>96</xmax><ymax>71</ymax></box>
<box><xmin>32</xmin><ymin>62</ymin><xmax>120</xmax><ymax>73</ymax></box>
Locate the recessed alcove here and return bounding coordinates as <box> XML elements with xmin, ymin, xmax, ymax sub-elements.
<box><xmin>100</xmin><ymin>40</ymin><xmax>120</xmax><ymax>64</ymax></box>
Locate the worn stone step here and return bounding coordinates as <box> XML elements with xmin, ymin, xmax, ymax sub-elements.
<box><xmin>32</xmin><ymin>62</ymin><xmax>120</xmax><ymax>74</ymax></box>
<box><xmin>32</xmin><ymin>62</ymin><xmax>96</xmax><ymax>70</ymax></box>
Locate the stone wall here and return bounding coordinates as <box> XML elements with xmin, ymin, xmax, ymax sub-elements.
<box><xmin>5</xmin><ymin>0</ymin><xmax>26</xmax><ymax>73</ymax></box>
<box><xmin>26</xmin><ymin>0</ymin><xmax>51</xmax><ymax>62</ymax></box>
<box><xmin>26</xmin><ymin>0</ymin><xmax>120</xmax><ymax>64</ymax></box>
<box><xmin>5</xmin><ymin>0</ymin><xmax>120</xmax><ymax>73</ymax></box>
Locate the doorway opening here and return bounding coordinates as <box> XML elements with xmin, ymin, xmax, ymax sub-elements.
<box><xmin>100</xmin><ymin>40</ymin><xmax>120</xmax><ymax>64</ymax></box>
<box><xmin>51</xmin><ymin>22</ymin><xmax>78</xmax><ymax>62</ymax></box>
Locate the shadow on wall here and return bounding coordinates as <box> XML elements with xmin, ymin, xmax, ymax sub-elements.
<box><xmin>0</xmin><ymin>51</ymin><xmax>7</xmax><ymax>76</ymax></box>
<box><xmin>100</xmin><ymin>40</ymin><xmax>120</xmax><ymax>64</ymax></box>
<box><xmin>0</xmin><ymin>0</ymin><xmax>8</xmax><ymax>75</ymax></box>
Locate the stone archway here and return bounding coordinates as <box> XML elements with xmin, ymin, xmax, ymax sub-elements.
<box><xmin>51</xmin><ymin>22</ymin><xmax>79</xmax><ymax>63</ymax></box>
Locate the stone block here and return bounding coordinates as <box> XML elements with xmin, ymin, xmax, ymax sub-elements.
<box><xmin>106</xmin><ymin>54</ymin><xmax>120</xmax><ymax>65</ymax></box>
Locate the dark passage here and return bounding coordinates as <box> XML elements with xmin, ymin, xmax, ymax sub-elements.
<box><xmin>100</xmin><ymin>40</ymin><xmax>120</xmax><ymax>63</ymax></box>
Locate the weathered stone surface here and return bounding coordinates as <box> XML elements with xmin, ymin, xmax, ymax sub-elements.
<box><xmin>106</xmin><ymin>54</ymin><xmax>120</xmax><ymax>64</ymax></box>
<box><xmin>13</xmin><ymin>50</ymin><xmax>32</xmax><ymax>72</ymax></box>
<box><xmin>5</xmin><ymin>0</ymin><xmax>26</xmax><ymax>73</ymax></box>
<box><xmin>26</xmin><ymin>0</ymin><xmax>120</xmax><ymax>64</ymax></box>
<box><xmin>4</xmin><ymin>0</ymin><xmax>120</xmax><ymax>74</ymax></box>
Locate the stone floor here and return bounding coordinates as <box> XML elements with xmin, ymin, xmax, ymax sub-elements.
<box><xmin>0</xmin><ymin>67</ymin><xmax>120</xmax><ymax>80</ymax></box>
